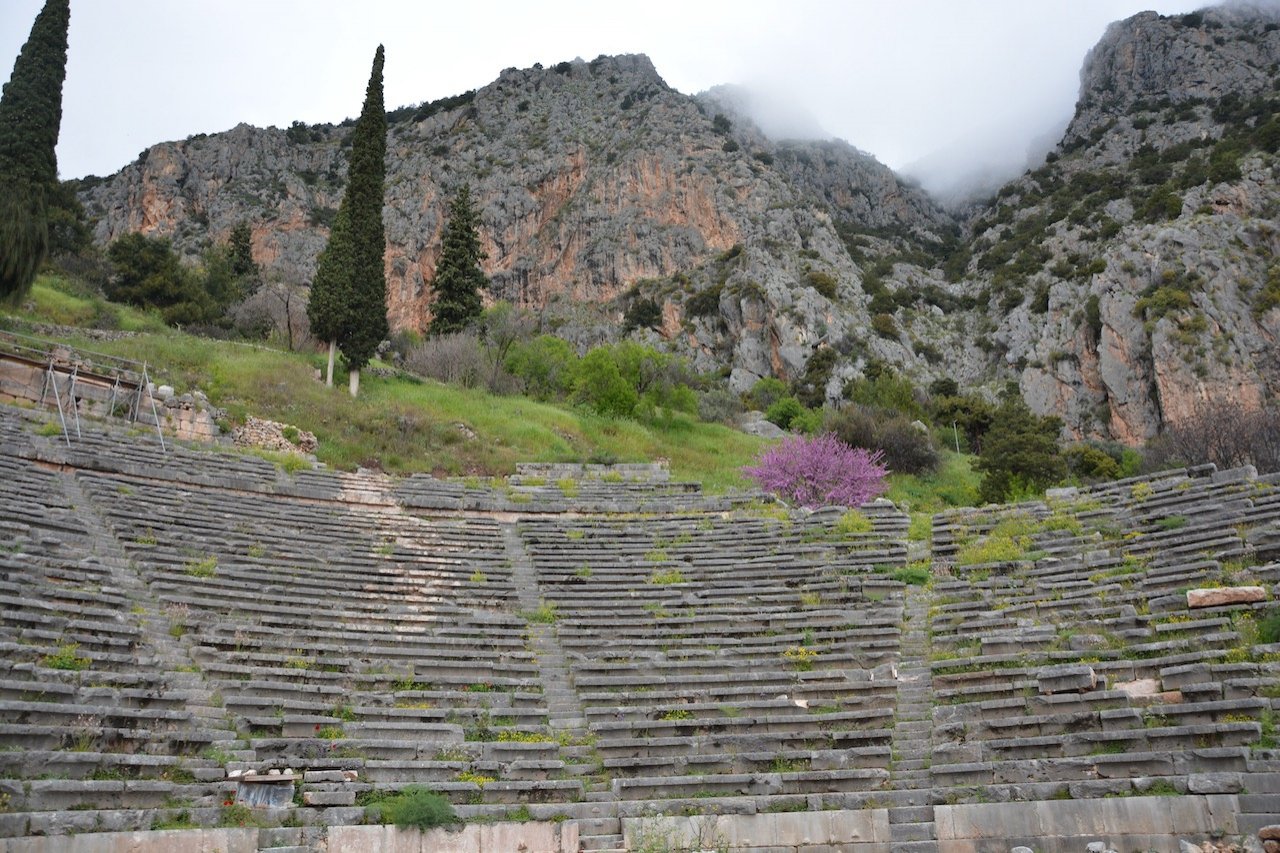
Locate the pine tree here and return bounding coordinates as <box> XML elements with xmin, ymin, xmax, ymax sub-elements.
<box><xmin>428</xmin><ymin>185</ymin><xmax>487</xmax><ymax>336</ymax></box>
<box><xmin>307</xmin><ymin>45</ymin><xmax>388</xmax><ymax>395</ymax></box>
<box><xmin>0</xmin><ymin>0</ymin><xmax>70</xmax><ymax>303</ymax></box>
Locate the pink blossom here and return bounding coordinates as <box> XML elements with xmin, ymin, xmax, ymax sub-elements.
<box><xmin>743</xmin><ymin>433</ymin><xmax>889</xmax><ymax>508</ymax></box>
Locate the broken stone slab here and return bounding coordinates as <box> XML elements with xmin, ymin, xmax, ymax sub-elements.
<box><xmin>1037</xmin><ymin>664</ymin><xmax>1097</xmax><ymax>694</ymax></box>
<box><xmin>1187</xmin><ymin>586</ymin><xmax>1267</xmax><ymax>608</ymax></box>
<box><xmin>1113</xmin><ymin>677</ymin><xmax>1184</xmax><ymax>706</ymax></box>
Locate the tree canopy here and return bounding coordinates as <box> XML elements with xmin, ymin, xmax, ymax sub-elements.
<box><xmin>0</xmin><ymin>0</ymin><xmax>70</xmax><ymax>303</ymax></box>
<box><xmin>307</xmin><ymin>45</ymin><xmax>389</xmax><ymax>381</ymax></box>
<box><xmin>428</xmin><ymin>185</ymin><xmax>487</xmax><ymax>336</ymax></box>
<box><xmin>975</xmin><ymin>396</ymin><xmax>1065</xmax><ymax>503</ymax></box>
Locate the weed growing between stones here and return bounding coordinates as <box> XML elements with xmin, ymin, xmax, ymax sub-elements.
<box><xmin>41</xmin><ymin>642</ymin><xmax>89</xmax><ymax>670</ymax></box>
<box><xmin>522</xmin><ymin>600</ymin><xmax>558</xmax><ymax>623</ymax></box>
<box><xmin>183</xmin><ymin>555</ymin><xmax>217</xmax><ymax>578</ymax></box>
<box><xmin>368</xmin><ymin>786</ymin><xmax>460</xmax><ymax>831</ymax></box>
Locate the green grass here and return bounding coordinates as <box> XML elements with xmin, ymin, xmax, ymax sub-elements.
<box><xmin>29</xmin><ymin>316</ymin><xmax>762</xmax><ymax>487</ymax></box>
<box><xmin>885</xmin><ymin>451</ymin><xmax>980</xmax><ymax>514</ymax></box>
<box><xmin>8</xmin><ymin>276</ymin><xmax>167</xmax><ymax>332</ymax></box>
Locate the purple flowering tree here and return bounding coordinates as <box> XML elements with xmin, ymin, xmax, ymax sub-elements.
<box><xmin>743</xmin><ymin>433</ymin><xmax>889</xmax><ymax>508</ymax></box>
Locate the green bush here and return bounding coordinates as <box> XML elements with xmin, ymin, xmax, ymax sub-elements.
<box><xmin>1252</xmin><ymin>264</ymin><xmax>1280</xmax><ymax>319</ymax></box>
<box><xmin>765</xmin><ymin>396</ymin><xmax>804</xmax><ymax>430</ymax></box>
<box><xmin>789</xmin><ymin>407</ymin><xmax>823</xmax><ymax>435</ymax></box>
<box><xmin>871</xmin><ymin>313</ymin><xmax>899</xmax><ymax>340</ymax></box>
<box><xmin>372</xmin><ymin>786</ymin><xmax>459</xmax><ymax>831</ymax></box>
<box><xmin>826</xmin><ymin>405</ymin><xmax>938</xmax><ymax>475</ymax></box>
<box><xmin>792</xmin><ymin>348</ymin><xmax>837</xmax><ymax>409</ymax></box>
<box><xmin>572</xmin><ymin>348</ymin><xmax>637</xmax><ymax>417</ymax></box>
<box><xmin>806</xmin><ymin>270</ymin><xmax>838</xmax><ymax>300</ymax></box>
<box><xmin>105</xmin><ymin>233</ymin><xmax>214</xmax><ymax>325</ymax></box>
<box><xmin>1258</xmin><ymin>610</ymin><xmax>1280</xmax><ymax>645</ymax></box>
<box><xmin>1064</xmin><ymin>444</ymin><xmax>1121</xmax><ymax>481</ymax></box>
<box><xmin>746</xmin><ymin>376</ymin><xmax>789</xmax><ymax>411</ymax></box>
<box><xmin>975</xmin><ymin>397</ymin><xmax>1065</xmax><ymax>503</ymax></box>
<box><xmin>622</xmin><ymin>296</ymin><xmax>662</xmax><ymax>332</ymax></box>
<box><xmin>685</xmin><ymin>283</ymin><xmax>722</xmax><ymax>317</ymax></box>
<box><xmin>846</xmin><ymin>371</ymin><xmax>923</xmax><ymax>419</ymax></box>
<box><xmin>505</xmin><ymin>335</ymin><xmax>576</xmax><ymax>400</ymax></box>
<box><xmin>1133</xmin><ymin>286</ymin><xmax>1192</xmax><ymax>320</ymax></box>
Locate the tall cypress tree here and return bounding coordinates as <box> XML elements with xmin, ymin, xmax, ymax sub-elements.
<box><xmin>307</xmin><ymin>45</ymin><xmax>388</xmax><ymax>396</ymax></box>
<box><xmin>428</xmin><ymin>184</ymin><xmax>487</xmax><ymax>336</ymax></box>
<box><xmin>0</xmin><ymin>0</ymin><xmax>70</xmax><ymax>303</ymax></box>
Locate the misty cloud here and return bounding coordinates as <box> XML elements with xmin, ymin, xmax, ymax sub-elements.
<box><xmin>0</xmin><ymin>0</ymin><xmax>1213</xmax><ymax>185</ymax></box>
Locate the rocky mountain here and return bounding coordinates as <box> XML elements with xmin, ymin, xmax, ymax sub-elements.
<box><xmin>78</xmin><ymin>54</ymin><xmax>950</xmax><ymax>349</ymax></box>
<box><xmin>949</xmin><ymin>5</ymin><xmax>1280</xmax><ymax>443</ymax></box>
<box><xmin>76</xmin><ymin>5</ymin><xmax>1280</xmax><ymax>444</ymax></box>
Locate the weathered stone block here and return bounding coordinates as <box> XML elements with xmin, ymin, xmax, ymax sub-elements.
<box><xmin>1186</xmin><ymin>586</ymin><xmax>1266</xmax><ymax>608</ymax></box>
<box><xmin>1038</xmin><ymin>664</ymin><xmax>1097</xmax><ymax>694</ymax></box>
<box><xmin>1187</xmin><ymin>772</ymin><xmax>1243</xmax><ymax>794</ymax></box>
<box><xmin>303</xmin><ymin>790</ymin><xmax>355</xmax><ymax>806</ymax></box>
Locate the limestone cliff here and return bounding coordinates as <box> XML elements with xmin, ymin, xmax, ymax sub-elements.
<box><xmin>79</xmin><ymin>54</ymin><xmax>949</xmax><ymax>343</ymax></box>
<box><xmin>939</xmin><ymin>5</ymin><xmax>1280</xmax><ymax>442</ymax></box>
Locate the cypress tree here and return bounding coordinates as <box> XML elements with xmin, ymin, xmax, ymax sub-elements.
<box><xmin>307</xmin><ymin>205</ymin><xmax>352</xmax><ymax>386</ymax></box>
<box><xmin>428</xmin><ymin>185</ymin><xmax>487</xmax><ymax>336</ymax></box>
<box><xmin>307</xmin><ymin>45</ymin><xmax>388</xmax><ymax>395</ymax></box>
<box><xmin>0</xmin><ymin>0</ymin><xmax>70</xmax><ymax>303</ymax></box>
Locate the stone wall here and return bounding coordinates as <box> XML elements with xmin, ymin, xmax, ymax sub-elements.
<box><xmin>620</xmin><ymin>798</ymin><xmax>1240</xmax><ymax>853</ymax></box>
<box><xmin>0</xmin><ymin>822</ymin><xmax>578</xmax><ymax>853</ymax></box>
<box><xmin>0</xmin><ymin>353</ymin><xmax>223</xmax><ymax>444</ymax></box>
<box><xmin>0</xmin><ymin>828</ymin><xmax>257</xmax><ymax>852</ymax></box>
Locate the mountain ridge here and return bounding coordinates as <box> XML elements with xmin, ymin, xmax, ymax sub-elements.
<box><xmin>74</xmin><ymin>5</ymin><xmax>1280</xmax><ymax>444</ymax></box>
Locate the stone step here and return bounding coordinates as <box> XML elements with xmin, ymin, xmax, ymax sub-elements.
<box><xmin>888</xmin><ymin>805</ymin><xmax>934</xmax><ymax>824</ymax></box>
<box><xmin>890</xmin><ymin>821</ymin><xmax>936</xmax><ymax>842</ymax></box>
<box><xmin>895</xmin><ymin>736</ymin><xmax>931</xmax><ymax>746</ymax></box>
<box><xmin>257</xmin><ymin>827</ymin><xmax>302</xmax><ymax>847</ymax></box>
<box><xmin>895</xmin><ymin>721</ymin><xmax>931</xmax><ymax>733</ymax></box>
<box><xmin>1239</xmin><ymin>813</ymin><xmax>1280</xmax><ymax>835</ymax></box>
<box><xmin>1243</xmin><ymin>771</ymin><xmax>1280</xmax><ymax>792</ymax></box>
<box><xmin>890</xmin><ymin>841</ymin><xmax>938</xmax><ymax>853</ymax></box>
<box><xmin>894</xmin><ymin>759</ymin><xmax>929</xmax><ymax>771</ymax></box>
<box><xmin>1239</xmin><ymin>793</ymin><xmax>1280</xmax><ymax>812</ymax></box>
<box><xmin>579</xmin><ymin>833</ymin><xmax>625</xmax><ymax>851</ymax></box>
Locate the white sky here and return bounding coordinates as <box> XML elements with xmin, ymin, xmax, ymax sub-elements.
<box><xmin>2</xmin><ymin>1</ymin><xmax>1211</xmax><ymax>185</ymax></box>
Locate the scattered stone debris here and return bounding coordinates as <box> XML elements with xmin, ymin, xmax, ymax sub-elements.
<box><xmin>231</xmin><ymin>415</ymin><xmax>318</xmax><ymax>453</ymax></box>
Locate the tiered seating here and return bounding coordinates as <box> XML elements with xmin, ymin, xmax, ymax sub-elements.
<box><xmin>4</xmin><ymin>395</ymin><xmax>1276</xmax><ymax>848</ymax></box>
<box><xmin>927</xmin><ymin>466</ymin><xmax>1279</xmax><ymax>801</ymax></box>
<box><xmin>0</xmin><ymin>426</ymin><xmax>237</xmax><ymax>833</ymax></box>
<box><xmin>396</xmin><ymin>462</ymin><xmax>758</xmax><ymax>514</ymax></box>
<box><xmin>69</xmin><ymin>468</ymin><xmax>580</xmax><ymax>809</ymax></box>
<box><xmin>519</xmin><ymin>507</ymin><xmax>912</xmax><ymax>810</ymax></box>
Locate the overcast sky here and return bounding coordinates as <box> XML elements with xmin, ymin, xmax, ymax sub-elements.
<box><xmin>2</xmin><ymin>0</ymin><xmax>1215</xmax><ymax>192</ymax></box>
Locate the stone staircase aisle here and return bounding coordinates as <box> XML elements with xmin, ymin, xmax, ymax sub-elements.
<box><xmin>59</xmin><ymin>472</ymin><xmax>230</xmax><ymax>736</ymax></box>
<box><xmin>501</xmin><ymin>523</ymin><xmax>622</xmax><ymax>853</ymax></box>
<box><xmin>887</xmin><ymin>582</ymin><xmax>937</xmax><ymax>853</ymax></box>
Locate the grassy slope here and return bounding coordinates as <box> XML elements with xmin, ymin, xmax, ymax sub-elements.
<box><xmin>4</xmin><ymin>275</ymin><xmax>983</xmax><ymax>506</ymax></box>
<box><xmin>5</xmin><ymin>277</ymin><xmax>762</xmax><ymax>490</ymax></box>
